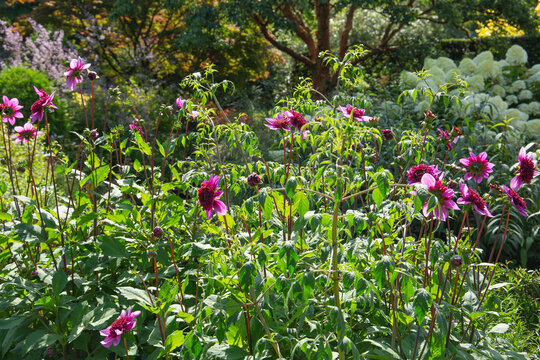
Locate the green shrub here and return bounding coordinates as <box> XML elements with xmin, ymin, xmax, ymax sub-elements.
<box><xmin>0</xmin><ymin>66</ymin><xmax>68</xmax><ymax>136</ymax></box>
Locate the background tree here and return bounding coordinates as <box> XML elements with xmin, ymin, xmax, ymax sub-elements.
<box><xmin>221</xmin><ymin>0</ymin><xmax>539</xmax><ymax>95</ymax></box>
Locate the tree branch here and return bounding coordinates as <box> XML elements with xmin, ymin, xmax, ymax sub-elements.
<box><xmin>339</xmin><ymin>4</ymin><xmax>356</xmax><ymax>59</ymax></box>
<box><xmin>280</xmin><ymin>3</ymin><xmax>318</xmax><ymax>62</ymax></box>
<box><xmin>253</xmin><ymin>14</ymin><xmax>313</xmax><ymax>65</ymax></box>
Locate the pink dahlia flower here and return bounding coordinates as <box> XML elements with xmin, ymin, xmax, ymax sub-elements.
<box><xmin>265</xmin><ymin>113</ymin><xmax>290</xmax><ymax>131</ymax></box>
<box><xmin>502</xmin><ymin>185</ymin><xmax>528</xmax><ymax>217</ymax></box>
<box><xmin>30</xmin><ymin>86</ymin><xmax>57</xmax><ymax>123</ymax></box>
<box><xmin>64</xmin><ymin>57</ymin><xmax>91</xmax><ymax>91</ymax></box>
<box><xmin>510</xmin><ymin>147</ymin><xmax>539</xmax><ymax>190</ymax></box>
<box><xmin>11</xmin><ymin>122</ymin><xmax>43</xmax><ymax>144</ymax></box>
<box><xmin>1</xmin><ymin>96</ymin><xmax>24</xmax><ymax>125</ymax></box>
<box><xmin>407</xmin><ymin>164</ymin><xmax>440</xmax><ymax>185</ymax></box>
<box><xmin>128</xmin><ymin>119</ymin><xmax>144</xmax><ymax>136</ymax></box>
<box><xmin>283</xmin><ymin>110</ymin><xmax>308</xmax><ymax>138</ymax></box>
<box><xmin>459</xmin><ymin>151</ymin><xmax>494</xmax><ymax>184</ymax></box>
<box><xmin>100</xmin><ymin>307</ymin><xmax>140</xmax><ymax>348</ymax></box>
<box><xmin>437</xmin><ymin>128</ymin><xmax>459</xmax><ymax>149</ymax></box>
<box><xmin>175</xmin><ymin>96</ymin><xmax>186</xmax><ymax>110</ymax></box>
<box><xmin>337</xmin><ymin>104</ymin><xmax>372</xmax><ymax>122</ymax></box>
<box><xmin>457</xmin><ymin>183</ymin><xmax>492</xmax><ymax>217</ymax></box>
<box><xmin>421</xmin><ymin>173</ymin><xmax>459</xmax><ymax>221</ymax></box>
<box><xmin>198</xmin><ymin>176</ymin><xmax>227</xmax><ymax>219</ymax></box>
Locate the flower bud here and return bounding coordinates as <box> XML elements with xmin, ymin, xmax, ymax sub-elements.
<box><xmin>450</xmin><ymin>255</ymin><xmax>462</xmax><ymax>268</ymax></box>
<box><xmin>152</xmin><ymin>226</ymin><xmax>163</xmax><ymax>238</ymax></box>
<box><xmin>88</xmin><ymin>71</ymin><xmax>98</xmax><ymax>81</ymax></box>
<box><xmin>90</xmin><ymin>129</ymin><xmax>99</xmax><ymax>140</ymax></box>
<box><xmin>381</xmin><ymin>129</ymin><xmax>393</xmax><ymax>140</ymax></box>
<box><xmin>247</xmin><ymin>173</ymin><xmax>261</xmax><ymax>187</ymax></box>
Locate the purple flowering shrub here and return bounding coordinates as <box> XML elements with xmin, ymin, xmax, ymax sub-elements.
<box><xmin>0</xmin><ymin>57</ymin><xmax>538</xmax><ymax>359</ymax></box>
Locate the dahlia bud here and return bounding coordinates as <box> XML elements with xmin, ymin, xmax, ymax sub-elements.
<box><xmin>489</xmin><ymin>184</ymin><xmax>503</xmax><ymax>195</ymax></box>
<box><xmin>424</xmin><ymin>110</ymin><xmax>436</xmax><ymax>119</ymax></box>
<box><xmin>87</xmin><ymin>71</ymin><xmax>98</xmax><ymax>81</ymax></box>
<box><xmin>247</xmin><ymin>173</ymin><xmax>261</xmax><ymax>187</ymax></box>
<box><xmin>90</xmin><ymin>129</ymin><xmax>99</xmax><ymax>140</ymax></box>
<box><xmin>447</xmin><ymin>180</ymin><xmax>459</xmax><ymax>191</ymax></box>
<box><xmin>450</xmin><ymin>255</ymin><xmax>462</xmax><ymax>268</ymax></box>
<box><xmin>152</xmin><ymin>226</ymin><xmax>163</xmax><ymax>238</ymax></box>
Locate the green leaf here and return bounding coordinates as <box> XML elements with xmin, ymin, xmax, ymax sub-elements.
<box><xmin>285</xmin><ymin>176</ymin><xmax>297</xmax><ymax>199</ymax></box>
<box><xmin>163</xmin><ymin>330</ymin><xmax>185</xmax><ymax>354</ymax></box>
<box><xmin>413</xmin><ymin>289</ymin><xmax>432</xmax><ymax>325</ymax></box>
<box><xmin>373</xmin><ymin>255</ymin><xmax>394</xmax><ymax>288</ymax></box>
<box><xmin>295</xmin><ymin>192</ymin><xmax>309</xmax><ymax>218</ymax></box>
<box><xmin>135</xmin><ymin>132</ymin><xmax>151</xmax><ymax>155</ymax></box>
<box><xmin>118</xmin><ymin>286</ymin><xmax>153</xmax><ymax>307</ymax></box>
<box><xmin>204</xmin><ymin>344</ymin><xmax>250</xmax><ymax>360</ymax></box>
<box><xmin>488</xmin><ymin>323</ymin><xmax>509</xmax><ymax>334</ymax></box>
<box><xmin>376</xmin><ymin>173</ymin><xmax>389</xmax><ymax>198</ymax></box>
<box><xmin>99</xmin><ymin>236</ymin><xmax>129</xmax><ymax>258</ymax></box>
<box><xmin>15</xmin><ymin>223</ymin><xmax>46</xmax><ymax>243</ymax></box>
<box><xmin>372</xmin><ymin>188</ymin><xmax>383</xmax><ymax>208</ymax></box>
<box><xmin>238</xmin><ymin>261</ymin><xmax>256</xmax><ymax>292</ymax></box>
<box><xmin>52</xmin><ymin>270</ymin><xmax>68</xmax><ymax>297</ymax></box>
<box><xmin>22</xmin><ymin>330</ymin><xmax>63</xmax><ymax>354</ymax></box>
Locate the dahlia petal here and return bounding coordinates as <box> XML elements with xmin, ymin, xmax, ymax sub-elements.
<box><xmin>421</xmin><ymin>173</ymin><xmax>436</xmax><ymax>188</ymax></box>
<box><xmin>518</xmin><ymin>147</ymin><xmax>526</xmax><ymax>162</ymax></box>
<box><xmin>459</xmin><ymin>158</ymin><xmax>470</xmax><ymax>166</ymax></box>
<box><xmin>510</xmin><ymin>176</ymin><xmax>523</xmax><ymax>190</ymax></box>
<box><xmin>206</xmin><ymin>209</ymin><xmax>213</xmax><ymax>220</ymax></box>
<box><xmin>101</xmin><ymin>339</ymin><xmax>113</xmax><ymax>348</ymax></box>
<box><xmin>213</xmin><ymin>200</ymin><xmax>227</xmax><ymax>216</ymax></box>
<box><xmin>112</xmin><ymin>335</ymin><xmax>121</xmax><ymax>347</ymax></box>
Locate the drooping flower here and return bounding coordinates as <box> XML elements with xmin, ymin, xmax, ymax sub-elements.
<box><xmin>502</xmin><ymin>185</ymin><xmax>528</xmax><ymax>217</ymax></box>
<box><xmin>510</xmin><ymin>147</ymin><xmax>539</xmax><ymax>190</ymax></box>
<box><xmin>175</xmin><ymin>96</ymin><xmax>186</xmax><ymax>110</ymax></box>
<box><xmin>100</xmin><ymin>307</ymin><xmax>141</xmax><ymax>348</ymax></box>
<box><xmin>30</xmin><ymin>86</ymin><xmax>57</xmax><ymax>123</ymax></box>
<box><xmin>459</xmin><ymin>151</ymin><xmax>494</xmax><ymax>184</ymax></box>
<box><xmin>64</xmin><ymin>57</ymin><xmax>91</xmax><ymax>91</ymax></box>
<box><xmin>1</xmin><ymin>96</ymin><xmax>23</xmax><ymax>125</ymax></box>
<box><xmin>381</xmin><ymin>129</ymin><xmax>393</xmax><ymax>140</ymax></box>
<box><xmin>437</xmin><ymin>128</ymin><xmax>459</xmax><ymax>149</ymax></box>
<box><xmin>11</xmin><ymin>122</ymin><xmax>43</xmax><ymax>144</ymax></box>
<box><xmin>128</xmin><ymin>119</ymin><xmax>144</xmax><ymax>136</ymax></box>
<box><xmin>265</xmin><ymin>113</ymin><xmax>290</xmax><ymax>131</ymax></box>
<box><xmin>337</xmin><ymin>104</ymin><xmax>372</xmax><ymax>122</ymax></box>
<box><xmin>247</xmin><ymin>173</ymin><xmax>261</xmax><ymax>187</ymax></box>
<box><xmin>457</xmin><ymin>183</ymin><xmax>492</xmax><ymax>217</ymax></box>
<box><xmin>420</xmin><ymin>173</ymin><xmax>459</xmax><ymax>221</ymax></box>
<box><xmin>283</xmin><ymin>110</ymin><xmax>308</xmax><ymax>138</ymax></box>
<box><xmin>407</xmin><ymin>164</ymin><xmax>440</xmax><ymax>185</ymax></box>
<box><xmin>198</xmin><ymin>176</ymin><xmax>227</xmax><ymax>219</ymax></box>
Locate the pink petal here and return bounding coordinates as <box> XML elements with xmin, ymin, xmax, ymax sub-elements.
<box><xmin>510</xmin><ymin>176</ymin><xmax>522</xmax><ymax>190</ymax></box>
<box><xmin>213</xmin><ymin>200</ymin><xmax>227</xmax><ymax>216</ymax></box>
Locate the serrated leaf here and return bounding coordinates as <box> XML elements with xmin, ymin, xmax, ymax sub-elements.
<box><xmin>413</xmin><ymin>289</ymin><xmax>432</xmax><ymax>325</ymax></box>
<box><xmin>488</xmin><ymin>323</ymin><xmax>509</xmax><ymax>334</ymax></box>
<box><xmin>376</xmin><ymin>173</ymin><xmax>389</xmax><ymax>198</ymax></box>
<box><xmin>99</xmin><ymin>236</ymin><xmax>129</xmax><ymax>258</ymax></box>
<box><xmin>118</xmin><ymin>286</ymin><xmax>153</xmax><ymax>307</ymax></box>
<box><xmin>52</xmin><ymin>270</ymin><xmax>67</xmax><ymax>297</ymax></box>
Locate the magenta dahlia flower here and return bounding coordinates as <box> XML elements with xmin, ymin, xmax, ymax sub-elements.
<box><xmin>64</xmin><ymin>57</ymin><xmax>91</xmax><ymax>91</ymax></box>
<box><xmin>510</xmin><ymin>147</ymin><xmax>539</xmax><ymax>190</ymax></box>
<box><xmin>457</xmin><ymin>183</ymin><xmax>492</xmax><ymax>217</ymax></box>
<box><xmin>337</xmin><ymin>104</ymin><xmax>372</xmax><ymax>122</ymax></box>
<box><xmin>407</xmin><ymin>164</ymin><xmax>440</xmax><ymax>185</ymax></box>
<box><xmin>459</xmin><ymin>151</ymin><xmax>494</xmax><ymax>184</ymax></box>
<box><xmin>421</xmin><ymin>173</ymin><xmax>459</xmax><ymax>221</ymax></box>
<box><xmin>100</xmin><ymin>307</ymin><xmax>141</xmax><ymax>348</ymax></box>
<box><xmin>502</xmin><ymin>185</ymin><xmax>528</xmax><ymax>217</ymax></box>
<box><xmin>1</xmin><ymin>96</ymin><xmax>23</xmax><ymax>125</ymax></box>
<box><xmin>128</xmin><ymin>119</ymin><xmax>144</xmax><ymax>136</ymax></box>
<box><xmin>437</xmin><ymin>128</ymin><xmax>459</xmax><ymax>149</ymax></box>
<box><xmin>175</xmin><ymin>96</ymin><xmax>186</xmax><ymax>110</ymax></box>
<box><xmin>30</xmin><ymin>86</ymin><xmax>57</xmax><ymax>123</ymax></box>
<box><xmin>265</xmin><ymin>113</ymin><xmax>290</xmax><ymax>131</ymax></box>
<box><xmin>283</xmin><ymin>110</ymin><xmax>308</xmax><ymax>138</ymax></box>
<box><xmin>198</xmin><ymin>176</ymin><xmax>227</xmax><ymax>219</ymax></box>
<box><xmin>11</xmin><ymin>122</ymin><xmax>43</xmax><ymax>144</ymax></box>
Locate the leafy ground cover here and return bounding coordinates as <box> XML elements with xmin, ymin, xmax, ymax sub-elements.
<box><xmin>0</xmin><ymin>47</ymin><xmax>539</xmax><ymax>360</ymax></box>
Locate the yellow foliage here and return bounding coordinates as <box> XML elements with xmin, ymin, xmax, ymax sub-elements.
<box><xmin>476</xmin><ymin>2</ymin><xmax>540</xmax><ymax>37</ymax></box>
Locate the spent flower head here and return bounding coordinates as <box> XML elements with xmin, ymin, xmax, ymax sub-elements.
<box><xmin>407</xmin><ymin>164</ymin><xmax>440</xmax><ymax>185</ymax></box>
<box><xmin>100</xmin><ymin>307</ymin><xmax>140</xmax><ymax>348</ymax></box>
<box><xmin>459</xmin><ymin>151</ymin><xmax>494</xmax><ymax>184</ymax></box>
<box><xmin>30</xmin><ymin>86</ymin><xmax>57</xmax><ymax>123</ymax></box>
<box><xmin>502</xmin><ymin>185</ymin><xmax>528</xmax><ymax>217</ymax></box>
<box><xmin>510</xmin><ymin>147</ymin><xmax>539</xmax><ymax>190</ymax></box>
<box><xmin>457</xmin><ymin>183</ymin><xmax>492</xmax><ymax>217</ymax></box>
